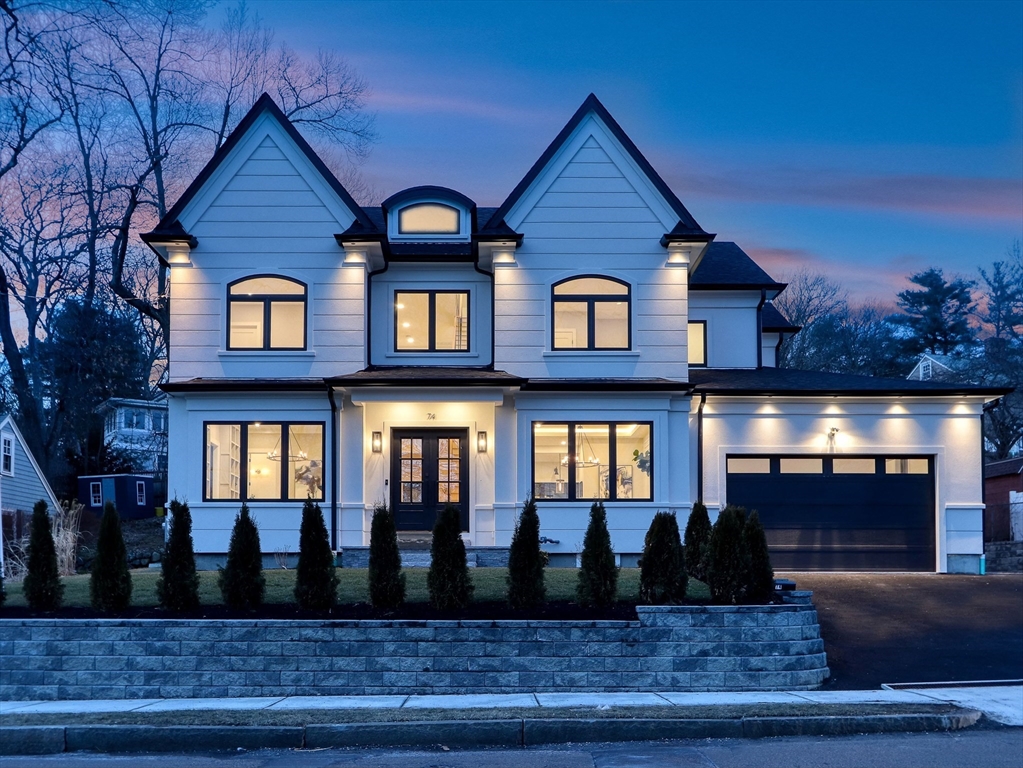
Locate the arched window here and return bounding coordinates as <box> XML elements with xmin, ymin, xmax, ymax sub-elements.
<box><xmin>398</xmin><ymin>203</ymin><xmax>460</xmax><ymax>235</ymax></box>
<box><xmin>227</xmin><ymin>276</ymin><xmax>307</xmax><ymax>350</ymax></box>
<box><xmin>552</xmin><ymin>276</ymin><xmax>630</xmax><ymax>350</ymax></box>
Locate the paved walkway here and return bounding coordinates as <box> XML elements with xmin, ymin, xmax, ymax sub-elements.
<box><xmin>3</xmin><ymin>686</ymin><xmax>1020</xmax><ymax>726</ymax></box>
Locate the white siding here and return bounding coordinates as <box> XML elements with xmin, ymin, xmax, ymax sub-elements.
<box><xmin>688</xmin><ymin>291</ymin><xmax>760</xmax><ymax>369</ymax></box>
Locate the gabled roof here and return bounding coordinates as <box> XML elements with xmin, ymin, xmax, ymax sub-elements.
<box><xmin>144</xmin><ymin>93</ymin><xmax>374</xmax><ymax>246</ymax></box>
<box><xmin>0</xmin><ymin>414</ymin><xmax>62</xmax><ymax>511</ymax></box>
<box><xmin>985</xmin><ymin>456</ymin><xmax>1023</xmax><ymax>479</ymax></box>
<box><xmin>762</xmin><ymin>303</ymin><xmax>800</xmax><ymax>332</ymax></box>
<box><xmin>483</xmin><ymin>94</ymin><xmax>712</xmax><ymax>243</ymax></box>
<box><xmin>689</xmin><ymin>367</ymin><xmax>1010</xmax><ymax>397</ymax></box>
<box><xmin>690</xmin><ymin>242</ymin><xmax>787</xmax><ymax>291</ymax></box>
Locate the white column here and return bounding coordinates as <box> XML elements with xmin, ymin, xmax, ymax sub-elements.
<box><xmin>493</xmin><ymin>394</ymin><xmax>518</xmax><ymax>546</ymax></box>
<box><xmin>338</xmin><ymin>394</ymin><xmax>366</xmax><ymax>547</ymax></box>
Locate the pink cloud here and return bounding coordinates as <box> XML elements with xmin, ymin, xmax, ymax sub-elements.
<box><xmin>368</xmin><ymin>89</ymin><xmax>547</xmax><ymax>125</ymax></box>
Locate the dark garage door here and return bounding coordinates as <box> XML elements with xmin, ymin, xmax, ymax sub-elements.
<box><xmin>725</xmin><ymin>455</ymin><xmax>935</xmax><ymax>571</ymax></box>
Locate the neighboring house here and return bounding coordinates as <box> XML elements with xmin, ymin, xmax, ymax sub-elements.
<box><xmin>95</xmin><ymin>396</ymin><xmax>168</xmax><ymax>508</ymax></box>
<box><xmin>906</xmin><ymin>353</ymin><xmax>966</xmax><ymax>382</ymax></box>
<box><xmin>77</xmin><ymin>474</ymin><xmax>155</xmax><ymax>520</ymax></box>
<box><xmin>984</xmin><ymin>457</ymin><xmax>1022</xmax><ymax>541</ymax></box>
<box><xmin>144</xmin><ymin>93</ymin><xmax>1006</xmax><ymax>574</ymax></box>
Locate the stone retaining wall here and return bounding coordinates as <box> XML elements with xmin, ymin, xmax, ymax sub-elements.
<box><xmin>0</xmin><ymin>603</ymin><xmax>828</xmax><ymax>701</ymax></box>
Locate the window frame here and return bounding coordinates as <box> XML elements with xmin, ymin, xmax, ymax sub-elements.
<box><xmin>90</xmin><ymin>481</ymin><xmax>102</xmax><ymax>507</ymax></box>
<box><xmin>136</xmin><ymin>481</ymin><xmax>146</xmax><ymax>506</ymax></box>
<box><xmin>1</xmin><ymin>432</ymin><xmax>13</xmax><ymax>476</ymax></box>
<box><xmin>397</xmin><ymin>202</ymin><xmax>461</xmax><ymax>235</ymax></box>
<box><xmin>226</xmin><ymin>275</ymin><xmax>308</xmax><ymax>351</ymax></box>
<box><xmin>550</xmin><ymin>275</ymin><xmax>632</xmax><ymax>351</ymax></box>
<box><xmin>393</xmin><ymin>289</ymin><xmax>471</xmax><ymax>353</ymax></box>
<box><xmin>688</xmin><ymin>320</ymin><xmax>707</xmax><ymax>367</ymax></box>
<box><xmin>531</xmin><ymin>420</ymin><xmax>653</xmax><ymax>502</ymax></box>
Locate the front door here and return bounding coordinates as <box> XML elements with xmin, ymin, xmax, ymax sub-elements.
<box><xmin>390</xmin><ymin>429</ymin><xmax>469</xmax><ymax>532</ymax></box>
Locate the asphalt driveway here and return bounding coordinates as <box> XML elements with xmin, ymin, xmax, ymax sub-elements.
<box><xmin>778</xmin><ymin>573</ymin><xmax>1023</xmax><ymax>690</ymax></box>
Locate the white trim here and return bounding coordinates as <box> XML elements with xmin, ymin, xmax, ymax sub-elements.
<box><xmin>1</xmin><ymin>431</ymin><xmax>13</xmax><ymax>476</ymax></box>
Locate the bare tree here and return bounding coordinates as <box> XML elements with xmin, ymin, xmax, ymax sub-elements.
<box><xmin>774</xmin><ymin>270</ymin><xmax>848</xmax><ymax>370</ymax></box>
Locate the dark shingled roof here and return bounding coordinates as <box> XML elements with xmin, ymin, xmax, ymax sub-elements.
<box><xmin>162</xmin><ymin>378</ymin><xmax>326</xmax><ymax>393</ymax></box>
<box><xmin>521</xmin><ymin>378</ymin><xmax>689</xmax><ymax>392</ymax></box>
<box><xmin>327</xmin><ymin>367</ymin><xmax>526</xmax><ymax>386</ymax></box>
<box><xmin>985</xmin><ymin>457</ymin><xmax>1023</xmax><ymax>479</ymax></box>
<box><xmin>762</xmin><ymin>303</ymin><xmax>800</xmax><ymax>332</ymax></box>
<box><xmin>689</xmin><ymin>367</ymin><xmax>1010</xmax><ymax>397</ymax></box>
<box><xmin>690</xmin><ymin>242</ymin><xmax>786</xmax><ymax>291</ymax></box>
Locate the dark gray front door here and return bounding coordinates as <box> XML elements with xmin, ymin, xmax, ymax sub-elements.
<box><xmin>390</xmin><ymin>429</ymin><xmax>469</xmax><ymax>531</ymax></box>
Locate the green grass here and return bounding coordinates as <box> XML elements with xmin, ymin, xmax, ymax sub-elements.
<box><xmin>1</xmin><ymin>568</ymin><xmax>710</xmax><ymax>609</ymax></box>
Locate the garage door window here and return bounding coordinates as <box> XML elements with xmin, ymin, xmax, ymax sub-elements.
<box><xmin>727</xmin><ymin>458</ymin><xmax>770</xmax><ymax>474</ymax></box>
<box><xmin>780</xmin><ymin>458</ymin><xmax>823</xmax><ymax>474</ymax></box>
<box><xmin>886</xmin><ymin>458</ymin><xmax>929</xmax><ymax>474</ymax></box>
<box><xmin>834</xmin><ymin>458</ymin><xmax>876</xmax><ymax>474</ymax></box>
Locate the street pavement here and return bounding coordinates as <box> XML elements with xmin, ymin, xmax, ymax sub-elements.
<box><xmin>0</xmin><ymin>729</ymin><xmax>1020</xmax><ymax>767</ymax></box>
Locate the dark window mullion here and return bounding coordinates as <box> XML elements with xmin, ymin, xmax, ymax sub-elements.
<box><xmin>587</xmin><ymin>300</ymin><xmax>596</xmax><ymax>350</ymax></box>
<box><xmin>609</xmin><ymin>422</ymin><xmax>617</xmax><ymax>500</ymax></box>
<box><xmin>567</xmin><ymin>423</ymin><xmax>577</xmax><ymax>501</ymax></box>
<box><xmin>281</xmin><ymin>423</ymin><xmax>290</xmax><ymax>500</ymax></box>
<box><xmin>263</xmin><ymin>300</ymin><xmax>272</xmax><ymax>349</ymax></box>
<box><xmin>239</xmin><ymin>422</ymin><xmax>249</xmax><ymax>501</ymax></box>
<box><xmin>428</xmin><ymin>293</ymin><xmax>437</xmax><ymax>352</ymax></box>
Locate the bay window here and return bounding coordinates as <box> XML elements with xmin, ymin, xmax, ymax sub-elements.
<box><xmin>533</xmin><ymin>421</ymin><xmax>652</xmax><ymax>501</ymax></box>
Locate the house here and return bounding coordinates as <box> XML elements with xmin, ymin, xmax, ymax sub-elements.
<box><xmin>144</xmin><ymin>93</ymin><xmax>1006</xmax><ymax>574</ymax></box>
<box><xmin>984</xmin><ymin>457</ymin><xmax>1022</xmax><ymax>541</ymax></box>
<box><xmin>906</xmin><ymin>353</ymin><xmax>965</xmax><ymax>382</ymax></box>
<box><xmin>95</xmin><ymin>396</ymin><xmax>168</xmax><ymax>508</ymax></box>
<box><xmin>77</xmin><ymin>474</ymin><xmax>155</xmax><ymax>520</ymax></box>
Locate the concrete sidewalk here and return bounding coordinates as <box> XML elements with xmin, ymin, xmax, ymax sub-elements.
<box><xmin>3</xmin><ymin>685</ymin><xmax>1020</xmax><ymax>725</ymax></box>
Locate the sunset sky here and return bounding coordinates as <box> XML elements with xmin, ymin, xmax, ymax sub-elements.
<box><xmin>241</xmin><ymin>0</ymin><xmax>1023</xmax><ymax>303</ymax></box>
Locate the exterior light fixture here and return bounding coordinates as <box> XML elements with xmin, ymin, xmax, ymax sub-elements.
<box><xmin>371</xmin><ymin>431</ymin><xmax>383</xmax><ymax>453</ymax></box>
<box><xmin>477</xmin><ymin>430</ymin><xmax>488</xmax><ymax>453</ymax></box>
<box><xmin>828</xmin><ymin>427</ymin><xmax>840</xmax><ymax>438</ymax></box>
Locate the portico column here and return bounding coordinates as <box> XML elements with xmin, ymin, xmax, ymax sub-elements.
<box><xmin>338</xmin><ymin>393</ymin><xmax>367</xmax><ymax>547</ymax></box>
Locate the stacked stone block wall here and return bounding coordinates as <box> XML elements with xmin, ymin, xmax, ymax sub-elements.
<box><xmin>0</xmin><ymin>604</ymin><xmax>828</xmax><ymax>700</ymax></box>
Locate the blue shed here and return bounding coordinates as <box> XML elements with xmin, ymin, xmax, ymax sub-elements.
<box><xmin>78</xmin><ymin>474</ymin><xmax>155</xmax><ymax>520</ymax></box>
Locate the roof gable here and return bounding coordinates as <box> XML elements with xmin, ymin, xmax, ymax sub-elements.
<box><xmin>0</xmin><ymin>415</ymin><xmax>62</xmax><ymax>511</ymax></box>
<box><xmin>147</xmin><ymin>94</ymin><xmax>372</xmax><ymax>242</ymax></box>
<box><xmin>488</xmin><ymin>94</ymin><xmax>710</xmax><ymax>239</ymax></box>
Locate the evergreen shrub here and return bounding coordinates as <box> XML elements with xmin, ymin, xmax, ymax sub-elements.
<box><xmin>507</xmin><ymin>497</ymin><xmax>546</xmax><ymax>609</ymax></box>
<box><xmin>427</xmin><ymin>504</ymin><xmax>474</xmax><ymax>610</ymax></box>
<box><xmin>90</xmin><ymin>501</ymin><xmax>132</xmax><ymax>612</ymax></box>
<box><xmin>744</xmin><ymin>510</ymin><xmax>775</xmax><ymax>603</ymax></box>
<box><xmin>294</xmin><ymin>500</ymin><xmax>339</xmax><ymax>610</ymax></box>
<box><xmin>24</xmin><ymin>500</ymin><xmax>63</xmax><ymax>611</ymax></box>
<box><xmin>156</xmin><ymin>499</ymin><xmax>200</xmax><ymax>612</ymax></box>
<box><xmin>707</xmin><ymin>505</ymin><xmax>751</xmax><ymax>605</ymax></box>
<box><xmin>683</xmin><ymin>501</ymin><xmax>712</xmax><ymax>582</ymax></box>
<box><xmin>576</xmin><ymin>501</ymin><xmax>618</xmax><ymax>608</ymax></box>
<box><xmin>218</xmin><ymin>503</ymin><xmax>265</xmax><ymax>610</ymax></box>
<box><xmin>368</xmin><ymin>503</ymin><xmax>405</xmax><ymax>609</ymax></box>
<box><xmin>639</xmin><ymin>510</ymin><xmax>687</xmax><ymax>604</ymax></box>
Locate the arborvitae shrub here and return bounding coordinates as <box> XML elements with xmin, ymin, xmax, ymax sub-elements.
<box><xmin>24</xmin><ymin>500</ymin><xmax>63</xmax><ymax>611</ymax></box>
<box><xmin>507</xmin><ymin>497</ymin><xmax>546</xmax><ymax>610</ymax></box>
<box><xmin>639</xmin><ymin>511</ymin><xmax>687</xmax><ymax>604</ymax></box>
<box><xmin>0</xmin><ymin>567</ymin><xmax>5</xmax><ymax>608</ymax></box>
<box><xmin>218</xmin><ymin>503</ymin><xmax>265</xmax><ymax>610</ymax></box>
<box><xmin>156</xmin><ymin>499</ymin><xmax>200</xmax><ymax>612</ymax></box>
<box><xmin>427</xmin><ymin>504</ymin><xmax>474</xmax><ymax>610</ymax></box>
<box><xmin>707</xmin><ymin>505</ymin><xmax>750</xmax><ymax>605</ymax></box>
<box><xmin>744</xmin><ymin>510</ymin><xmax>775</xmax><ymax>604</ymax></box>
<box><xmin>576</xmin><ymin>501</ymin><xmax>619</xmax><ymax>608</ymax></box>
<box><xmin>368</xmin><ymin>504</ymin><xmax>405</xmax><ymax>609</ymax></box>
<box><xmin>294</xmin><ymin>500</ymin><xmax>339</xmax><ymax>610</ymax></box>
<box><xmin>683</xmin><ymin>501</ymin><xmax>712</xmax><ymax>582</ymax></box>
<box><xmin>90</xmin><ymin>501</ymin><xmax>132</xmax><ymax>612</ymax></box>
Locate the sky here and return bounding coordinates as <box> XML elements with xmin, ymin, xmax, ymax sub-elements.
<box><xmin>239</xmin><ymin>0</ymin><xmax>1023</xmax><ymax>304</ymax></box>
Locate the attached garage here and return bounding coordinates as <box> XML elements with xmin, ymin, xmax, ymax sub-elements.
<box><xmin>725</xmin><ymin>455</ymin><xmax>935</xmax><ymax>571</ymax></box>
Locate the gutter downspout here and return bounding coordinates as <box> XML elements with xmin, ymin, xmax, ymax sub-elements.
<box><xmin>327</xmin><ymin>386</ymin><xmax>340</xmax><ymax>552</ymax></box>
<box><xmin>756</xmin><ymin>288</ymin><xmax>767</xmax><ymax>369</ymax></box>
<box><xmin>696</xmin><ymin>393</ymin><xmax>707</xmax><ymax>503</ymax></box>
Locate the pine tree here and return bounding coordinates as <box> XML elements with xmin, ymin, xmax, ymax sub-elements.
<box><xmin>294</xmin><ymin>500</ymin><xmax>339</xmax><ymax>610</ymax></box>
<box><xmin>707</xmin><ymin>505</ymin><xmax>750</xmax><ymax>605</ymax></box>
<box><xmin>744</xmin><ymin>510</ymin><xmax>775</xmax><ymax>604</ymax></box>
<box><xmin>90</xmin><ymin>501</ymin><xmax>132</xmax><ymax>612</ymax></box>
<box><xmin>218</xmin><ymin>503</ymin><xmax>265</xmax><ymax>610</ymax></box>
<box><xmin>507</xmin><ymin>497</ymin><xmax>546</xmax><ymax>610</ymax></box>
<box><xmin>683</xmin><ymin>501</ymin><xmax>712</xmax><ymax>582</ymax></box>
<box><xmin>368</xmin><ymin>504</ymin><xmax>405</xmax><ymax>609</ymax></box>
<box><xmin>896</xmin><ymin>268</ymin><xmax>976</xmax><ymax>355</ymax></box>
<box><xmin>427</xmin><ymin>504</ymin><xmax>474</xmax><ymax>611</ymax></box>
<box><xmin>24</xmin><ymin>500</ymin><xmax>63</xmax><ymax>611</ymax></box>
<box><xmin>639</xmin><ymin>511</ymin><xmax>687</xmax><ymax>604</ymax></box>
<box><xmin>156</xmin><ymin>499</ymin><xmax>200</xmax><ymax>612</ymax></box>
<box><xmin>576</xmin><ymin>501</ymin><xmax>618</xmax><ymax>608</ymax></box>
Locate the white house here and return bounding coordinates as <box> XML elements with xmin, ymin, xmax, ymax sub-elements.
<box><xmin>145</xmin><ymin>94</ymin><xmax>1005</xmax><ymax>574</ymax></box>
<box><xmin>97</xmin><ymin>396</ymin><xmax>169</xmax><ymax>476</ymax></box>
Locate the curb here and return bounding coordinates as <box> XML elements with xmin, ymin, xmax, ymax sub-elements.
<box><xmin>0</xmin><ymin>710</ymin><xmax>984</xmax><ymax>755</ymax></box>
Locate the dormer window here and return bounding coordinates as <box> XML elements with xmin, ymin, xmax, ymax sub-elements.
<box><xmin>398</xmin><ymin>203</ymin><xmax>460</xmax><ymax>235</ymax></box>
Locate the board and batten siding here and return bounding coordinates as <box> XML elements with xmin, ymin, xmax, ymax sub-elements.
<box><xmin>495</xmin><ymin>134</ymin><xmax>688</xmax><ymax>380</ymax></box>
<box><xmin>169</xmin><ymin>126</ymin><xmax>365</xmax><ymax>382</ymax></box>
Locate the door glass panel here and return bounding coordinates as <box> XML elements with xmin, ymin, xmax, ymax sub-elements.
<box><xmin>616</xmin><ymin>423</ymin><xmax>651</xmax><ymax>500</ymax></box>
<box><xmin>553</xmin><ymin>301</ymin><xmax>588</xmax><ymax>349</ymax></box>
<box><xmin>576</xmin><ymin>424</ymin><xmax>610</xmax><ymax>499</ymax></box>
<box><xmin>400</xmin><ymin>438</ymin><xmax>423</xmax><ymax>503</ymax></box>
<box><xmin>780</xmin><ymin>458</ymin><xmax>823</xmax><ymax>474</ymax></box>
<box><xmin>833</xmin><ymin>458</ymin><xmax>876</xmax><ymax>474</ymax></box>
<box><xmin>396</xmin><ymin>293</ymin><xmax>429</xmax><ymax>350</ymax></box>
<box><xmin>288</xmin><ymin>424</ymin><xmax>323</xmax><ymax>500</ymax></box>
<box><xmin>594</xmin><ymin>301</ymin><xmax>628</xmax><ymax>348</ymax></box>
<box><xmin>435</xmin><ymin>293</ymin><xmax>468</xmax><ymax>350</ymax></box>
<box><xmin>269</xmin><ymin>302</ymin><xmax>304</xmax><ymax>348</ymax></box>
<box><xmin>247</xmin><ymin>423</ymin><xmax>282</xmax><ymax>499</ymax></box>
<box><xmin>438</xmin><ymin>437</ymin><xmax>460</xmax><ymax>505</ymax></box>
<box><xmin>885</xmin><ymin>458</ymin><xmax>929</xmax><ymax>474</ymax></box>
<box><xmin>533</xmin><ymin>423</ymin><xmax>569</xmax><ymax>499</ymax></box>
<box><xmin>230</xmin><ymin>302</ymin><xmax>264</xmax><ymax>348</ymax></box>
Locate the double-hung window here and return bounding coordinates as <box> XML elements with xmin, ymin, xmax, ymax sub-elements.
<box><xmin>228</xmin><ymin>276</ymin><xmax>307</xmax><ymax>350</ymax></box>
<box><xmin>395</xmin><ymin>291</ymin><xmax>469</xmax><ymax>352</ymax></box>
<box><xmin>204</xmin><ymin>421</ymin><xmax>324</xmax><ymax>501</ymax></box>
<box><xmin>136</xmin><ymin>481</ymin><xmax>146</xmax><ymax>506</ymax></box>
<box><xmin>90</xmin><ymin>481</ymin><xmax>102</xmax><ymax>507</ymax></box>
<box><xmin>1</xmin><ymin>433</ymin><xmax>13</xmax><ymax>475</ymax></box>
<box><xmin>552</xmin><ymin>276</ymin><xmax>630</xmax><ymax>350</ymax></box>
<box><xmin>533</xmin><ymin>422</ymin><xmax>652</xmax><ymax>501</ymax></box>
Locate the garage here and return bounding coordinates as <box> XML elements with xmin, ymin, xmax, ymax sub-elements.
<box><xmin>725</xmin><ymin>455</ymin><xmax>935</xmax><ymax>571</ymax></box>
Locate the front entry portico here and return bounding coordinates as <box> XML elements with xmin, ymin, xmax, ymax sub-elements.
<box><xmin>390</xmin><ymin>428</ymin><xmax>469</xmax><ymax>531</ymax></box>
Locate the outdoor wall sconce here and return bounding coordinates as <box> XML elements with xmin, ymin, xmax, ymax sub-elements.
<box><xmin>828</xmin><ymin>427</ymin><xmax>840</xmax><ymax>439</ymax></box>
<box><xmin>371</xmin><ymin>431</ymin><xmax>383</xmax><ymax>453</ymax></box>
<box><xmin>477</xmin><ymin>430</ymin><xmax>488</xmax><ymax>453</ymax></box>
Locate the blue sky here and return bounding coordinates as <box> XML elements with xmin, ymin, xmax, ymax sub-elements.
<box><xmin>243</xmin><ymin>0</ymin><xmax>1022</xmax><ymax>303</ymax></box>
